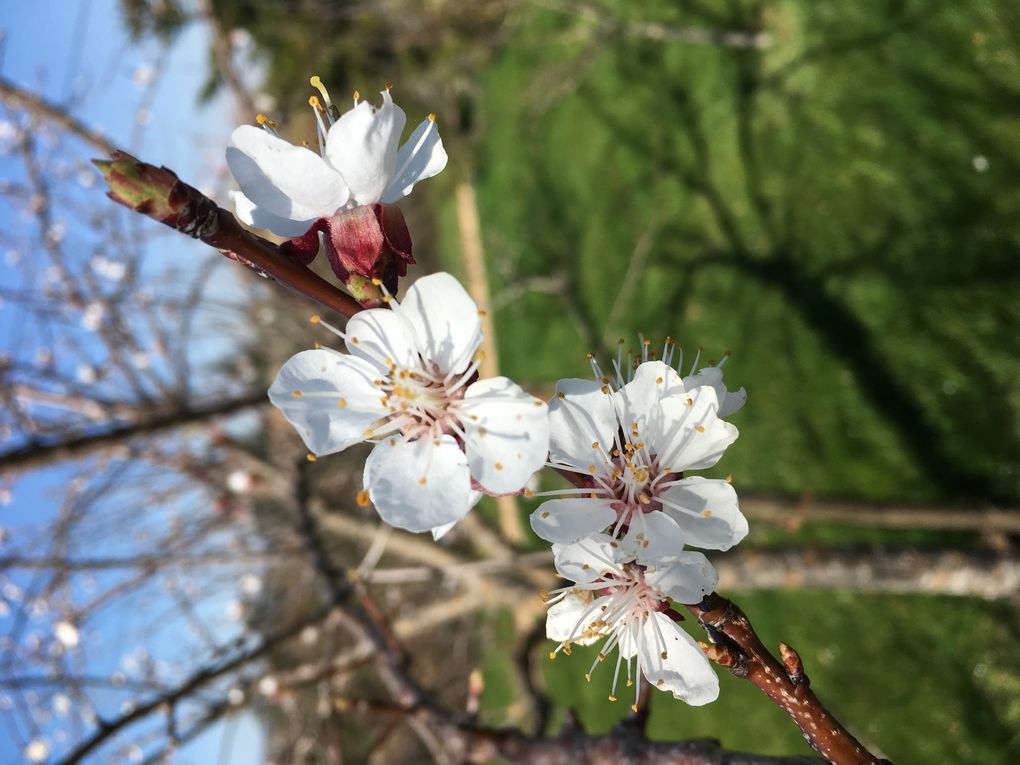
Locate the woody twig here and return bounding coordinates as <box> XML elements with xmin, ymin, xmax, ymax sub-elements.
<box><xmin>687</xmin><ymin>593</ymin><xmax>891</xmax><ymax>765</ymax></box>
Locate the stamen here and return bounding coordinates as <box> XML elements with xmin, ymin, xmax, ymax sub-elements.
<box><xmin>309</xmin><ymin>75</ymin><xmax>336</xmax><ymax>120</ymax></box>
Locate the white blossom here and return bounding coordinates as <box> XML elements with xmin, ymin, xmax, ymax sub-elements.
<box><xmin>544</xmin><ymin>534</ymin><xmax>719</xmax><ymax>707</ymax></box>
<box><xmin>227</xmin><ymin>78</ymin><xmax>447</xmax><ymax>237</ymax></box>
<box><xmin>269</xmin><ymin>272</ymin><xmax>549</xmax><ymax>535</ymax></box>
<box><xmin>530</xmin><ymin>352</ymin><xmax>747</xmax><ymax>563</ymax></box>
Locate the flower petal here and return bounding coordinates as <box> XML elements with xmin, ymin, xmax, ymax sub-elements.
<box><xmin>229</xmin><ymin>190</ymin><xmax>319</xmax><ymax>238</ymax></box>
<box><xmin>326</xmin><ymin>91</ymin><xmax>407</xmax><ymax>206</ymax></box>
<box><xmin>458</xmin><ymin>377</ymin><xmax>549</xmax><ymax>494</ymax></box>
<box><xmin>548</xmin><ymin>378</ymin><xmax>618</xmax><ymax>468</ymax></box>
<box><xmin>613</xmin><ymin>361</ymin><xmax>686</xmax><ymax>445</ymax></box>
<box><xmin>431</xmin><ymin>491</ymin><xmax>482</xmax><ymax>540</ymax></box>
<box><xmin>551</xmin><ymin>534</ymin><xmax>623</xmax><ymax>583</ymax></box>
<box><xmin>683</xmin><ymin>366</ymin><xmax>746</xmax><ymax>418</ymax></box>
<box><xmin>363</xmin><ymin>435</ymin><xmax>472</xmax><ymax>533</ymax></box>
<box><xmin>546</xmin><ymin>592</ymin><xmax>605</xmax><ymax>646</ymax></box>
<box><xmin>345</xmin><ymin>305</ymin><xmax>418</xmax><ymax>371</ymax></box>
<box><xmin>530</xmin><ymin>498</ymin><xmax>617</xmax><ymax>544</ymax></box>
<box><xmin>639</xmin><ymin>612</ymin><xmax>719</xmax><ymax>706</ymax></box>
<box><xmin>227</xmin><ymin>125</ymin><xmax>349</xmax><ymax>222</ymax></box>
<box><xmin>396</xmin><ymin>272</ymin><xmax>481</xmax><ymax>376</ymax></box>
<box><xmin>381</xmin><ymin>116</ymin><xmax>448</xmax><ymax>203</ymax></box>
<box><xmin>268</xmin><ymin>350</ymin><xmax>386</xmax><ymax>455</ymax></box>
<box><xmin>620</xmin><ymin>510</ymin><xmax>687</xmax><ymax>565</ymax></box>
<box><xmin>658</xmin><ymin>477</ymin><xmax>748</xmax><ymax>551</ymax></box>
<box><xmin>651</xmin><ymin>385</ymin><xmax>738</xmax><ymax>471</ymax></box>
<box><xmin>644</xmin><ymin>551</ymin><xmax>719</xmax><ymax>604</ymax></box>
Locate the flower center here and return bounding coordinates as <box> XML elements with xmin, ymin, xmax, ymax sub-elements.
<box><xmin>369</xmin><ymin>360</ymin><xmax>467</xmax><ymax>441</ymax></box>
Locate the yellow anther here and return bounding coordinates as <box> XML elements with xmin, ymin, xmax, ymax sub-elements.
<box><xmin>385</xmin><ymin>81</ymin><xmax>394</xmax><ymax>90</ymax></box>
<box><xmin>478</xmin><ymin>309</ymin><xmax>488</xmax><ymax>317</ymax></box>
<box><xmin>591</xmin><ymin>441</ymin><xmax>599</xmax><ymax>449</ymax></box>
<box><xmin>306</xmin><ymin>453</ymin><xmax>317</xmax><ymax>462</ymax></box>
<box><xmin>562</xmin><ymin>645</ymin><xmax>572</xmax><ymax>656</ymax></box>
<box><xmin>660</xmin><ymin>650</ymin><xmax>668</xmax><ymax>659</ymax></box>
<box><xmin>695</xmin><ymin>425</ymin><xmax>705</xmax><ymax>433</ymax></box>
<box><xmin>371</xmin><ymin>277</ymin><xmax>383</xmax><ymax>286</ymax></box>
<box><xmin>601</xmin><ymin>385</ymin><xmax>610</xmax><ymax>394</ymax></box>
<box><xmin>584</xmin><ymin>673</ymin><xmax>592</xmax><ymax>682</ymax></box>
<box><xmin>626</xmin><ymin>679</ymin><xmax>634</xmax><ymax>688</ymax></box>
<box><xmin>726</xmin><ymin>474</ymin><xmax>733</xmax><ymax>483</ymax></box>
<box><xmin>255</xmin><ymin>113</ymin><xmax>277</xmax><ymax>128</ymax></box>
<box><xmin>548</xmin><ymin>651</ymin><xmax>557</xmax><ymax>661</ymax></box>
<box><xmin>557</xmin><ymin>392</ymin><xmax>566</xmax><ymax>400</ymax></box>
<box><xmin>630</xmin><ymin>703</ymin><xmax>639</xmax><ymax>712</ymax></box>
<box><xmin>338</xmin><ymin>399</ymin><xmax>347</xmax><ymax>407</ymax></box>
<box><xmin>523</xmin><ymin>489</ymin><xmax>535</xmax><ymax>497</ymax></box>
<box><xmin>539</xmin><ymin>590</ymin><xmax>549</xmax><ymax>600</ymax></box>
<box><xmin>495</xmin><ymin>462</ymin><xmax>504</xmax><ymax>471</ymax></box>
<box><xmin>309</xmin><ymin>75</ymin><xmax>334</xmax><ymax>108</ymax></box>
<box><xmin>608</xmin><ymin>695</ymin><xmax>618</xmax><ymax>702</ymax></box>
<box><xmin>308</xmin><ymin>95</ymin><xmax>324</xmax><ymax>112</ymax></box>
<box><xmin>309</xmin><ymin>314</ymin><xmax>321</xmax><ymax>323</ymax></box>
<box><xmin>428</xmin><ymin>112</ymin><xmax>436</xmax><ymax>122</ymax></box>
<box><xmin>541</xmin><ymin>511</ymin><xmax>550</xmax><ymax>519</ymax></box>
<box><xmin>418</xmin><ymin>477</ymin><xmax>427</xmax><ymax>486</ymax></box>
<box><xmin>703</xmin><ymin>510</ymin><xmax>712</xmax><ymax>517</ymax></box>
<box><xmin>356</xmin><ymin>490</ymin><xmax>370</xmax><ymax>507</ymax></box>
<box><xmin>352</xmin><ymin>89</ymin><xmax>361</xmax><ymax>102</ymax></box>
<box><xmin>292</xmin><ymin>390</ymin><xmax>302</xmax><ymax>398</ymax></box>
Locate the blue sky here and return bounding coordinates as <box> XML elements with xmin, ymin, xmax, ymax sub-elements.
<box><xmin>0</xmin><ymin>1</ymin><xmax>266</xmax><ymax>762</ymax></box>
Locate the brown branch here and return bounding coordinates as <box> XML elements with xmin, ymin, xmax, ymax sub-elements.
<box><xmin>93</xmin><ymin>153</ymin><xmax>363</xmax><ymax>318</ymax></box>
<box><xmin>0</xmin><ymin>75</ymin><xmax>117</xmax><ymax>154</ymax></box>
<box><xmin>686</xmin><ymin>594</ymin><xmax>891</xmax><ymax>765</ymax></box>
<box><xmin>338</xmin><ymin>698</ymin><xmax>822</xmax><ymax>764</ymax></box>
<box><xmin>0</xmin><ymin>391</ymin><xmax>267</xmax><ymax>474</ymax></box>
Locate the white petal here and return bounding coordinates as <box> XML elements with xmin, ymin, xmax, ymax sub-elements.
<box><xmin>620</xmin><ymin>510</ymin><xmax>686</xmax><ymax>565</ymax></box>
<box><xmin>644</xmin><ymin>552</ymin><xmax>719</xmax><ymax>604</ymax></box>
<box><xmin>683</xmin><ymin>366</ymin><xmax>746</xmax><ymax>417</ymax></box>
<box><xmin>651</xmin><ymin>385</ymin><xmax>738</xmax><ymax>471</ymax></box>
<box><xmin>230</xmin><ymin>190</ymin><xmax>318</xmax><ymax>238</ymax></box>
<box><xmin>547</xmin><ymin>592</ymin><xmax>605</xmax><ymax>646</ymax></box>
<box><xmin>530</xmin><ymin>498</ymin><xmax>617</xmax><ymax>544</ymax></box>
<box><xmin>268</xmin><ymin>350</ymin><xmax>386</xmax><ymax>455</ymax></box>
<box><xmin>326</xmin><ymin>91</ymin><xmax>407</xmax><ymax>206</ymax></box>
<box><xmin>364</xmin><ymin>435</ymin><xmax>472</xmax><ymax>533</ymax></box>
<box><xmin>548</xmin><ymin>378</ymin><xmax>618</xmax><ymax>468</ymax></box>
<box><xmin>640</xmin><ymin>612</ymin><xmax>719</xmax><ymax>705</ymax></box>
<box><xmin>430</xmin><ymin>491</ymin><xmax>481</xmax><ymax>540</ymax></box>
<box><xmin>658</xmin><ymin>477</ymin><xmax>748</xmax><ymax>551</ymax></box>
<box><xmin>551</xmin><ymin>534</ymin><xmax>623</xmax><ymax>583</ymax></box>
<box><xmin>345</xmin><ymin>306</ymin><xmax>418</xmax><ymax>371</ymax></box>
<box><xmin>227</xmin><ymin>125</ymin><xmax>349</xmax><ymax>221</ymax></box>
<box><xmin>397</xmin><ymin>272</ymin><xmax>481</xmax><ymax>376</ymax></box>
<box><xmin>458</xmin><ymin>377</ymin><xmax>549</xmax><ymax>493</ymax></box>
<box><xmin>613</xmin><ymin>361</ymin><xmax>685</xmax><ymax>445</ymax></box>
<box><xmin>381</xmin><ymin>116</ymin><xmax>448</xmax><ymax>203</ymax></box>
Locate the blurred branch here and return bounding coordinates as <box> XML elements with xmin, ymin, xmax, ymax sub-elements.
<box><xmin>0</xmin><ymin>75</ymin><xmax>117</xmax><ymax>153</ymax></box>
<box><xmin>337</xmin><ymin>696</ymin><xmax>823</xmax><ymax>764</ymax></box>
<box><xmin>196</xmin><ymin>0</ymin><xmax>259</xmax><ymax>117</ymax></box>
<box><xmin>534</xmin><ymin>0</ymin><xmax>772</xmax><ymax>50</ymax></box>
<box><xmin>687</xmin><ymin>594</ymin><xmax>889</xmax><ymax>765</ymax></box>
<box><xmin>0</xmin><ymin>390</ymin><xmax>266</xmax><ymax>474</ymax></box>
<box><xmin>743</xmin><ymin>494</ymin><xmax>1020</xmax><ymax>534</ymax></box>
<box><xmin>52</xmin><ymin>606</ymin><xmax>334</xmax><ymax>765</ymax></box>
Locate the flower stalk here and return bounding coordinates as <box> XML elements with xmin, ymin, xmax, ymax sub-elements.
<box><xmin>93</xmin><ymin>151</ymin><xmax>363</xmax><ymax>318</ymax></box>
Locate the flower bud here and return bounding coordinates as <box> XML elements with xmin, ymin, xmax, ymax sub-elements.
<box><xmin>323</xmin><ymin>203</ymin><xmax>414</xmax><ymax>304</ymax></box>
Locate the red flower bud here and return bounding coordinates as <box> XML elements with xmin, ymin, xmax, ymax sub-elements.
<box><xmin>323</xmin><ymin>203</ymin><xmax>414</xmax><ymax>300</ymax></box>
